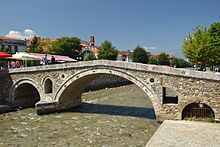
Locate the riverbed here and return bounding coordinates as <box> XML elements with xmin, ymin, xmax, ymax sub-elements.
<box><xmin>0</xmin><ymin>84</ymin><xmax>160</xmax><ymax>147</ymax></box>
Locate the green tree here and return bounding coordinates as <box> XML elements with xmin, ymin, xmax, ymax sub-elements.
<box><xmin>183</xmin><ymin>25</ymin><xmax>220</xmax><ymax>69</ymax></box>
<box><xmin>209</xmin><ymin>23</ymin><xmax>220</xmax><ymax>65</ymax></box>
<box><xmin>132</xmin><ymin>45</ymin><xmax>149</xmax><ymax>64</ymax></box>
<box><xmin>38</xmin><ymin>39</ymin><xmax>54</xmax><ymax>54</ymax></box>
<box><xmin>157</xmin><ymin>52</ymin><xmax>170</xmax><ymax>65</ymax></box>
<box><xmin>170</xmin><ymin>58</ymin><xmax>192</xmax><ymax>68</ymax></box>
<box><xmin>98</xmin><ymin>40</ymin><xmax>118</xmax><ymax>60</ymax></box>
<box><xmin>27</xmin><ymin>36</ymin><xmax>43</xmax><ymax>53</ymax></box>
<box><xmin>84</xmin><ymin>53</ymin><xmax>97</xmax><ymax>61</ymax></box>
<box><xmin>50</xmin><ymin>37</ymin><xmax>82</xmax><ymax>58</ymax></box>
<box><xmin>148</xmin><ymin>56</ymin><xmax>158</xmax><ymax>64</ymax></box>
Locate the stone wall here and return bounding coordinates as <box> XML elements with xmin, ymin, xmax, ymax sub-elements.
<box><xmin>84</xmin><ymin>74</ymin><xmax>132</xmax><ymax>92</ymax></box>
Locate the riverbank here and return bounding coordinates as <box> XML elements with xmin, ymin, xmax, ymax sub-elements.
<box><xmin>0</xmin><ymin>84</ymin><xmax>160</xmax><ymax>147</ymax></box>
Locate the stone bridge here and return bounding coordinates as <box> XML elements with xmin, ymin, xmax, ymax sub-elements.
<box><xmin>0</xmin><ymin>60</ymin><xmax>220</xmax><ymax>121</ymax></box>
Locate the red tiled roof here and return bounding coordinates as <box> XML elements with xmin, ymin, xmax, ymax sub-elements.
<box><xmin>0</xmin><ymin>37</ymin><xmax>23</xmax><ymax>40</ymax></box>
<box><xmin>118</xmin><ymin>51</ymin><xmax>132</xmax><ymax>56</ymax></box>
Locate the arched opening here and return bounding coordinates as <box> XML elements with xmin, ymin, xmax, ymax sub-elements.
<box><xmin>162</xmin><ymin>87</ymin><xmax>178</xmax><ymax>104</ymax></box>
<box><xmin>182</xmin><ymin>103</ymin><xmax>215</xmax><ymax>121</ymax></box>
<box><xmin>56</xmin><ymin>71</ymin><xmax>158</xmax><ymax>120</ymax></box>
<box><xmin>45</xmin><ymin>78</ymin><xmax>53</xmax><ymax>93</ymax></box>
<box><xmin>14</xmin><ymin>83</ymin><xmax>40</xmax><ymax>108</ymax></box>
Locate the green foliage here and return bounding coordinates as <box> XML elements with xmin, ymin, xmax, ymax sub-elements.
<box><xmin>98</xmin><ymin>40</ymin><xmax>118</xmax><ymax>60</ymax></box>
<box><xmin>148</xmin><ymin>56</ymin><xmax>158</xmax><ymax>64</ymax></box>
<box><xmin>157</xmin><ymin>52</ymin><xmax>170</xmax><ymax>65</ymax></box>
<box><xmin>27</xmin><ymin>36</ymin><xmax>44</xmax><ymax>53</ymax></box>
<box><xmin>50</xmin><ymin>37</ymin><xmax>82</xmax><ymax>58</ymax></box>
<box><xmin>2</xmin><ymin>47</ymin><xmax>13</xmax><ymax>54</ymax></box>
<box><xmin>84</xmin><ymin>53</ymin><xmax>97</xmax><ymax>61</ymax></box>
<box><xmin>132</xmin><ymin>45</ymin><xmax>149</xmax><ymax>64</ymax></box>
<box><xmin>183</xmin><ymin>23</ymin><xmax>220</xmax><ymax>67</ymax></box>
<box><xmin>170</xmin><ymin>58</ymin><xmax>192</xmax><ymax>68</ymax></box>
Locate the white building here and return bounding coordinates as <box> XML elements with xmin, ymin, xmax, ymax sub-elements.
<box><xmin>0</xmin><ymin>37</ymin><xmax>27</xmax><ymax>53</ymax></box>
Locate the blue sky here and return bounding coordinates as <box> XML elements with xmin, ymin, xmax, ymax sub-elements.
<box><xmin>1</xmin><ymin>0</ymin><xmax>219</xmax><ymax>58</ymax></box>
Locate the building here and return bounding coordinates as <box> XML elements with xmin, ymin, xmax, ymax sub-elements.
<box><xmin>117</xmin><ymin>50</ymin><xmax>132</xmax><ymax>62</ymax></box>
<box><xmin>0</xmin><ymin>37</ymin><xmax>27</xmax><ymax>53</ymax></box>
<box><xmin>80</xmin><ymin>36</ymin><xmax>99</xmax><ymax>57</ymax></box>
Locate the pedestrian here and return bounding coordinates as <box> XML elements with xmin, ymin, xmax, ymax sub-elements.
<box><xmin>8</xmin><ymin>61</ymin><xmax>12</xmax><ymax>69</ymax></box>
<box><xmin>43</xmin><ymin>55</ymin><xmax>48</xmax><ymax>65</ymax></box>
<box><xmin>16</xmin><ymin>60</ymin><xmax>21</xmax><ymax>68</ymax></box>
<box><xmin>11</xmin><ymin>60</ymin><xmax>16</xmax><ymax>68</ymax></box>
<box><xmin>51</xmin><ymin>56</ymin><xmax>55</xmax><ymax>64</ymax></box>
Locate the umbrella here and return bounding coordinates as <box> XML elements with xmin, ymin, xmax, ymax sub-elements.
<box><xmin>8</xmin><ymin>52</ymin><xmax>41</xmax><ymax>61</ymax></box>
<box><xmin>0</xmin><ymin>52</ymin><xmax>12</xmax><ymax>58</ymax></box>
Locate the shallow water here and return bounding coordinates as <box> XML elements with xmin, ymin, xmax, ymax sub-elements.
<box><xmin>0</xmin><ymin>84</ymin><xmax>160</xmax><ymax>147</ymax></box>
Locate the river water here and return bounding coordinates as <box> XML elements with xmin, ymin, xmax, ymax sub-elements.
<box><xmin>0</xmin><ymin>84</ymin><xmax>160</xmax><ymax>147</ymax></box>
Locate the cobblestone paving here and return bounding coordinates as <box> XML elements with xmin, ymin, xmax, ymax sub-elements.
<box><xmin>146</xmin><ymin>120</ymin><xmax>220</xmax><ymax>147</ymax></box>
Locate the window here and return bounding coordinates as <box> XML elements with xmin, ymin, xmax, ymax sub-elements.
<box><xmin>162</xmin><ymin>87</ymin><xmax>178</xmax><ymax>104</ymax></box>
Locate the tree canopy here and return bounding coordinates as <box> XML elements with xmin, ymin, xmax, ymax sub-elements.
<box><xmin>98</xmin><ymin>40</ymin><xmax>118</xmax><ymax>60</ymax></box>
<box><xmin>27</xmin><ymin>36</ymin><xmax>44</xmax><ymax>53</ymax></box>
<box><xmin>157</xmin><ymin>52</ymin><xmax>170</xmax><ymax>65</ymax></box>
<box><xmin>50</xmin><ymin>37</ymin><xmax>82</xmax><ymax>58</ymax></box>
<box><xmin>84</xmin><ymin>53</ymin><xmax>97</xmax><ymax>61</ymax></box>
<box><xmin>170</xmin><ymin>58</ymin><xmax>192</xmax><ymax>68</ymax></box>
<box><xmin>183</xmin><ymin>23</ymin><xmax>220</xmax><ymax>67</ymax></box>
<box><xmin>132</xmin><ymin>45</ymin><xmax>149</xmax><ymax>64</ymax></box>
<box><xmin>148</xmin><ymin>56</ymin><xmax>158</xmax><ymax>64</ymax></box>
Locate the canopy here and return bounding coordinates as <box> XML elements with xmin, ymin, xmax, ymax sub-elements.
<box><xmin>0</xmin><ymin>52</ymin><xmax>12</xmax><ymax>58</ymax></box>
<box><xmin>30</xmin><ymin>53</ymin><xmax>77</xmax><ymax>62</ymax></box>
<box><xmin>7</xmin><ymin>52</ymin><xmax>41</xmax><ymax>61</ymax></box>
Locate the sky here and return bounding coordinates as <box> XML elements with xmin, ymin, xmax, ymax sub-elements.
<box><xmin>1</xmin><ymin>0</ymin><xmax>219</xmax><ymax>58</ymax></box>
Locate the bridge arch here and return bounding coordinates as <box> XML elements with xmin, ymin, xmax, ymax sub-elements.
<box><xmin>54</xmin><ymin>68</ymin><xmax>162</xmax><ymax>116</ymax></box>
<box><xmin>180</xmin><ymin>100</ymin><xmax>217</xmax><ymax>120</ymax></box>
<box><xmin>9</xmin><ymin>78</ymin><xmax>42</xmax><ymax>107</ymax></box>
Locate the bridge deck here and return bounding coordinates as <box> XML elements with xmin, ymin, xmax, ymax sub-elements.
<box><xmin>146</xmin><ymin>120</ymin><xmax>220</xmax><ymax>147</ymax></box>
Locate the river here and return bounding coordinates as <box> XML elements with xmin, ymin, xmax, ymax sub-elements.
<box><xmin>0</xmin><ymin>84</ymin><xmax>160</xmax><ymax>147</ymax></box>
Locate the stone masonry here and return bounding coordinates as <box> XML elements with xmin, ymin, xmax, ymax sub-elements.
<box><xmin>0</xmin><ymin>60</ymin><xmax>220</xmax><ymax>121</ymax></box>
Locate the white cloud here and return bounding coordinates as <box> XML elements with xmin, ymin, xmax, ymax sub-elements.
<box><xmin>5</xmin><ymin>29</ymin><xmax>36</xmax><ymax>40</ymax></box>
<box><xmin>143</xmin><ymin>46</ymin><xmax>157</xmax><ymax>50</ymax></box>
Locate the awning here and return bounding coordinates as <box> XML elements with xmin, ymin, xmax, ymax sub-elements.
<box><xmin>30</xmin><ymin>53</ymin><xmax>77</xmax><ymax>62</ymax></box>
<box><xmin>0</xmin><ymin>52</ymin><xmax>12</xmax><ymax>58</ymax></box>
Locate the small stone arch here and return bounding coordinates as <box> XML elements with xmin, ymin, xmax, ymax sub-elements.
<box><xmin>54</xmin><ymin>68</ymin><xmax>161</xmax><ymax>117</ymax></box>
<box><xmin>44</xmin><ymin>77</ymin><xmax>53</xmax><ymax>94</ymax></box>
<box><xmin>9</xmin><ymin>78</ymin><xmax>42</xmax><ymax>107</ymax></box>
<box><xmin>181</xmin><ymin>102</ymin><xmax>215</xmax><ymax>120</ymax></box>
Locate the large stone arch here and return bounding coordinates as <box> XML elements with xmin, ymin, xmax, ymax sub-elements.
<box><xmin>9</xmin><ymin>78</ymin><xmax>42</xmax><ymax>106</ymax></box>
<box><xmin>54</xmin><ymin>67</ymin><xmax>162</xmax><ymax>117</ymax></box>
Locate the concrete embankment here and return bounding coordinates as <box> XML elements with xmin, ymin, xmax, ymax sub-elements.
<box><xmin>146</xmin><ymin>120</ymin><xmax>220</xmax><ymax>147</ymax></box>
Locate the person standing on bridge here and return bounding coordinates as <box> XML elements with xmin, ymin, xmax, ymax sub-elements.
<box><xmin>43</xmin><ymin>55</ymin><xmax>48</xmax><ymax>65</ymax></box>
